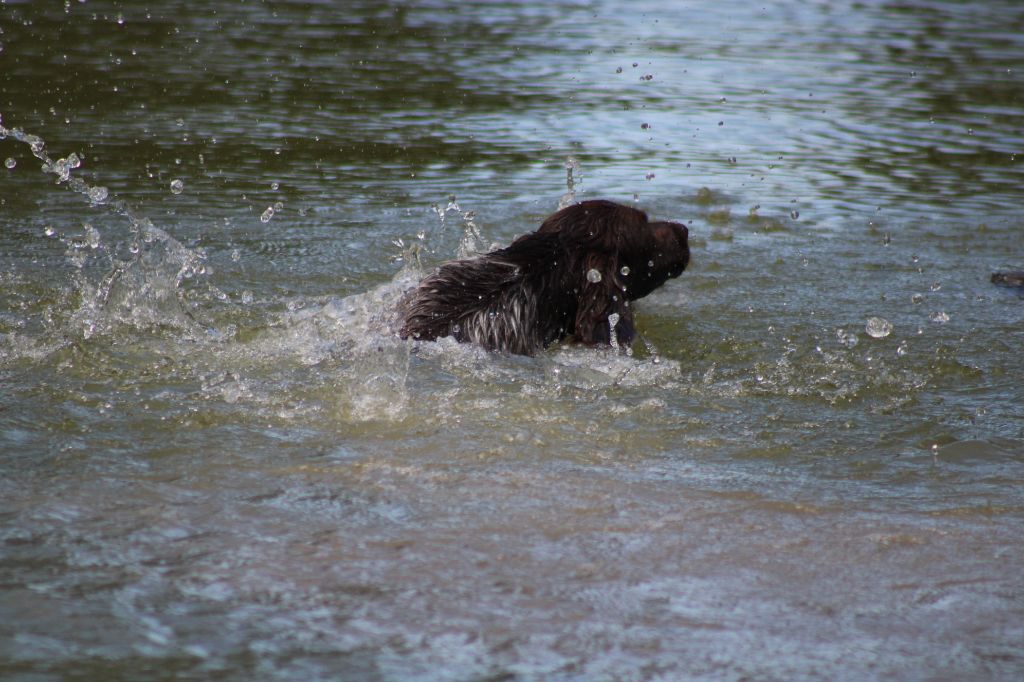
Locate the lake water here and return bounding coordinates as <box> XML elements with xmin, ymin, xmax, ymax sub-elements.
<box><xmin>2</xmin><ymin>1</ymin><xmax>1023</xmax><ymax>679</ymax></box>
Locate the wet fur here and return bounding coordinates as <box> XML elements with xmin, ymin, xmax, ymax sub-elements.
<box><xmin>398</xmin><ymin>200</ymin><xmax>690</xmax><ymax>355</ymax></box>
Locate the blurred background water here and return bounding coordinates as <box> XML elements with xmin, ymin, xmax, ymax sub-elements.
<box><xmin>1</xmin><ymin>1</ymin><xmax>1023</xmax><ymax>679</ymax></box>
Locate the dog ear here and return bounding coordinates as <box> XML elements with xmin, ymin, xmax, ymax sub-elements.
<box><xmin>573</xmin><ymin>251</ymin><xmax>636</xmax><ymax>347</ymax></box>
<box><xmin>543</xmin><ymin>201</ymin><xmax>647</xmax><ymax>348</ymax></box>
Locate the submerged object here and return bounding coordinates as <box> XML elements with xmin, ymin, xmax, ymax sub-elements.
<box><xmin>990</xmin><ymin>271</ymin><xmax>1024</xmax><ymax>287</ymax></box>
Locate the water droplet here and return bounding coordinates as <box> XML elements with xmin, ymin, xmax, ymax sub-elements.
<box><xmin>836</xmin><ymin>328</ymin><xmax>859</xmax><ymax>348</ymax></box>
<box><xmin>170</xmin><ymin>178</ymin><xmax>184</xmax><ymax>194</ymax></box>
<box><xmin>615</xmin><ymin>66</ymin><xmax>623</xmax><ymax>73</ymax></box>
<box><xmin>271</xmin><ymin>182</ymin><xmax>279</xmax><ymax>190</ymax></box>
<box><xmin>620</xmin><ymin>265</ymin><xmax>631</xmax><ymax>276</ymax></box>
<box><xmin>43</xmin><ymin>225</ymin><xmax>56</xmax><ymax>237</ymax></box>
<box><xmin>67</xmin><ymin>152</ymin><xmax>81</xmax><ymax>168</ymax></box>
<box><xmin>911</xmin><ymin>293</ymin><xmax>924</xmax><ymax>304</ymax></box>
<box><xmin>896</xmin><ymin>340</ymin><xmax>909</xmax><ymax>357</ymax></box>
<box><xmin>260</xmin><ymin>206</ymin><xmax>275</xmax><ymax>223</ymax></box>
<box><xmin>240</xmin><ymin>290</ymin><xmax>254</xmax><ymax>305</ymax></box>
<box><xmin>586</xmin><ymin>268</ymin><xmax>603</xmax><ymax>283</ymax></box>
<box><xmin>231</xmin><ymin>248</ymin><xmax>241</xmax><ymax>262</ymax></box>
<box><xmin>84</xmin><ymin>223</ymin><xmax>100</xmax><ymax>249</ymax></box>
<box><xmin>88</xmin><ymin>186</ymin><xmax>108</xmax><ymax>204</ymax></box>
<box><xmin>865</xmin><ymin>316</ymin><xmax>893</xmax><ymax>339</ymax></box>
<box><xmin>4</xmin><ymin>157</ymin><xmax>15</xmax><ymax>169</ymax></box>
<box><xmin>607</xmin><ymin>312</ymin><xmax>621</xmax><ymax>349</ymax></box>
<box><xmin>790</xmin><ymin>210</ymin><xmax>800</xmax><ymax>220</ymax></box>
<box><xmin>929</xmin><ymin>282</ymin><xmax>941</xmax><ymax>292</ymax></box>
<box><xmin>929</xmin><ymin>311</ymin><xmax>950</xmax><ymax>324</ymax></box>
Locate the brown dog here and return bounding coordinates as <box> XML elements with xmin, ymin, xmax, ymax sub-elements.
<box><xmin>398</xmin><ymin>200</ymin><xmax>690</xmax><ymax>355</ymax></box>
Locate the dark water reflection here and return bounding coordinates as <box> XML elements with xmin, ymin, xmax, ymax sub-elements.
<box><xmin>2</xmin><ymin>0</ymin><xmax>1023</xmax><ymax>679</ymax></box>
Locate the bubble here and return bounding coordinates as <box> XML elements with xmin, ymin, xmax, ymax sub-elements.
<box><xmin>260</xmin><ymin>206</ymin><xmax>275</xmax><ymax>223</ymax></box>
<box><xmin>911</xmin><ymin>293</ymin><xmax>924</xmax><ymax>304</ymax></box>
<box><xmin>930</xmin><ymin>311</ymin><xmax>950</xmax><ymax>324</ymax></box>
<box><xmin>4</xmin><ymin>157</ymin><xmax>15</xmax><ymax>169</ymax></box>
<box><xmin>43</xmin><ymin>225</ymin><xmax>57</xmax><ymax>237</ymax></box>
<box><xmin>790</xmin><ymin>210</ymin><xmax>800</xmax><ymax>220</ymax></box>
<box><xmin>271</xmin><ymin>182</ymin><xmax>279</xmax><ymax>190</ymax></box>
<box><xmin>620</xmin><ymin>266</ymin><xmax>631</xmax><ymax>276</ymax></box>
<box><xmin>929</xmin><ymin>282</ymin><xmax>941</xmax><ymax>292</ymax></box>
<box><xmin>586</xmin><ymin>268</ymin><xmax>603</xmax><ymax>283</ymax></box>
<box><xmin>896</xmin><ymin>340</ymin><xmax>909</xmax><ymax>357</ymax></box>
<box><xmin>170</xmin><ymin>179</ymin><xmax>184</xmax><ymax>194</ymax></box>
<box><xmin>88</xmin><ymin>186</ymin><xmax>109</xmax><ymax>204</ymax></box>
<box><xmin>865</xmin><ymin>316</ymin><xmax>893</xmax><ymax>339</ymax></box>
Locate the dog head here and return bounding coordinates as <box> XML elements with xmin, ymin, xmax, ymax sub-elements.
<box><xmin>536</xmin><ymin>200</ymin><xmax>690</xmax><ymax>345</ymax></box>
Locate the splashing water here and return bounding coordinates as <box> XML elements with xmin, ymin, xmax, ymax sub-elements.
<box><xmin>607</xmin><ymin>312</ymin><xmax>621</xmax><ymax>350</ymax></box>
<box><xmin>558</xmin><ymin>156</ymin><xmax>582</xmax><ymax>209</ymax></box>
<box><xmin>0</xmin><ymin>121</ymin><xmax>207</xmax><ymax>337</ymax></box>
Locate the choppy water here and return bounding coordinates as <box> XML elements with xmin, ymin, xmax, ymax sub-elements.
<box><xmin>2</xmin><ymin>1</ymin><xmax>1023</xmax><ymax>679</ymax></box>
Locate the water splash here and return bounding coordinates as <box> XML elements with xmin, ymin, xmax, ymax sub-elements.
<box><xmin>0</xmin><ymin>120</ymin><xmax>206</xmax><ymax>338</ymax></box>
<box><xmin>607</xmin><ymin>312</ymin><xmax>621</xmax><ymax>350</ymax></box>
<box><xmin>558</xmin><ymin>156</ymin><xmax>582</xmax><ymax>209</ymax></box>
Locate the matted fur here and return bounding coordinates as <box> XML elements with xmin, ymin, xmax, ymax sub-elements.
<box><xmin>398</xmin><ymin>200</ymin><xmax>690</xmax><ymax>355</ymax></box>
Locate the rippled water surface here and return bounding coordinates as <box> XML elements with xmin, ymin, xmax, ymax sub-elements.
<box><xmin>2</xmin><ymin>1</ymin><xmax>1023</xmax><ymax>679</ymax></box>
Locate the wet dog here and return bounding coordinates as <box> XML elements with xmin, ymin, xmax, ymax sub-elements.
<box><xmin>398</xmin><ymin>200</ymin><xmax>690</xmax><ymax>355</ymax></box>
